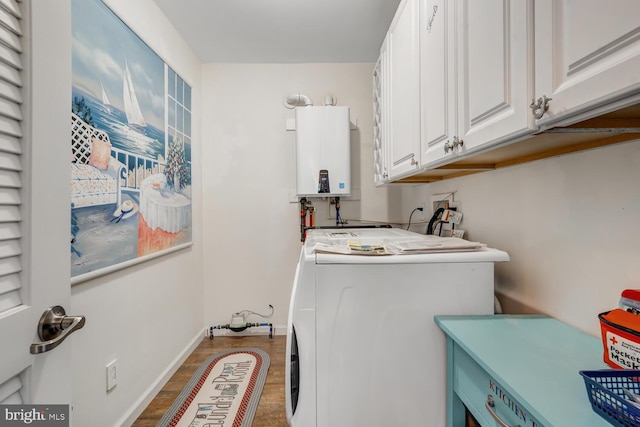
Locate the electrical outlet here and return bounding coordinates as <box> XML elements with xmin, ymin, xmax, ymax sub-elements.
<box><xmin>106</xmin><ymin>359</ymin><xmax>118</xmax><ymax>392</ymax></box>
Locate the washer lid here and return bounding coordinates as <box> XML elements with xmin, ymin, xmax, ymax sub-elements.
<box><xmin>304</xmin><ymin>227</ymin><xmax>508</xmax><ymax>264</ymax></box>
<box><xmin>313</xmin><ymin>247</ymin><xmax>509</xmax><ymax>264</ymax></box>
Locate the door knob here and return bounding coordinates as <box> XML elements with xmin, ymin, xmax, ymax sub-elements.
<box><xmin>30</xmin><ymin>306</ymin><xmax>85</xmax><ymax>354</ymax></box>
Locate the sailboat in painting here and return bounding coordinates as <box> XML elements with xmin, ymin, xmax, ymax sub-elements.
<box><xmin>101</xmin><ymin>81</ymin><xmax>111</xmax><ymax>106</ymax></box>
<box><xmin>100</xmin><ymin>81</ymin><xmax>111</xmax><ymax>113</ymax></box>
<box><xmin>123</xmin><ymin>61</ymin><xmax>147</xmax><ymax>133</ymax></box>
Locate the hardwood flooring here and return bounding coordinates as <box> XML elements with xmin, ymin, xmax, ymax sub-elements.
<box><xmin>132</xmin><ymin>335</ymin><xmax>287</xmax><ymax>427</ymax></box>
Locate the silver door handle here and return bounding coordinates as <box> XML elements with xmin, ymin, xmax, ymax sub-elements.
<box><xmin>485</xmin><ymin>395</ymin><xmax>521</xmax><ymax>427</ymax></box>
<box><xmin>30</xmin><ymin>306</ymin><xmax>86</xmax><ymax>354</ymax></box>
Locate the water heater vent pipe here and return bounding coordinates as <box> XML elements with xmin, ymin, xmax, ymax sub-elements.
<box><xmin>324</xmin><ymin>95</ymin><xmax>336</xmax><ymax>106</ymax></box>
<box><xmin>284</xmin><ymin>93</ymin><xmax>313</xmax><ymax>109</ymax></box>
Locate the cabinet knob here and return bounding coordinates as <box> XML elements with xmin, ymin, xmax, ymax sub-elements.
<box><xmin>444</xmin><ymin>137</ymin><xmax>464</xmax><ymax>154</ymax></box>
<box><xmin>530</xmin><ymin>95</ymin><xmax>552</xmax><ymax>119</ymax></box>
<box><xmin>444</xmin><ymin>140</ymin><xmax>453</xmax><ymax>154</ymax></box>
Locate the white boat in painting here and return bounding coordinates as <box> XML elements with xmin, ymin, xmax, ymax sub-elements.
<box><xmin>101</xmin><ymin>81</ymin><xmax>111</xmax><ymax>106</ymax></box>
<box><xmin>100</xmin><ymin>81</ymin><xmax>111</xmax><ymax>113</ymax></box>
<box><xmin>123</xmin><ymin>61</ymin><xmax>147</xmax><ymax>133</ymax></box>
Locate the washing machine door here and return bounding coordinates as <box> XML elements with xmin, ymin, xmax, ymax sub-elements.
<box><xmin>285</xmin><ymin>255</ymin><xmax>317</xmax><ymax>426</ymax></box>
<box><xmin>289</xmin><ymin>326</ymin><xmax>300</xmax><ymax>413</ymax></box>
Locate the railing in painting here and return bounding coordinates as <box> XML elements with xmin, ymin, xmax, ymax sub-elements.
<box><xmin>110</xmin><ymin>147</ymin><xmax>165</xmax><ymax>193</ymax></box>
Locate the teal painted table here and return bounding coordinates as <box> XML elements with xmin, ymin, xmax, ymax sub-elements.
<box><xmin>435</xmin><ymin>315</ymin><xmax>612</xmax><ymax>427</ymax></box>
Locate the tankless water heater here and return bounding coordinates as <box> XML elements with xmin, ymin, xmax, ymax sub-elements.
<box><xmin>295</xmin><ymin>106</ymin><xmax>350</xmax><ymax>197</ymax></box>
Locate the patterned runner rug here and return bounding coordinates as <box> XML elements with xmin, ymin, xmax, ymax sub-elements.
<box><xmin>158</xmin><ymin>348</ymin><xmax>270</xmax><ymax>427</ymax></box>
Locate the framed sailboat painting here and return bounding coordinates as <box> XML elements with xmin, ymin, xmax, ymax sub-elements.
<box><xmin>70</xmin><ymin>0</ymin><xmax>193</xmax><ymax>284</ymax></box>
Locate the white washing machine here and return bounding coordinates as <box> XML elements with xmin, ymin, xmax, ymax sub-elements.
<box><xmin>285</xmin><ymin>228</ymin><xmax>509</xmax><ymax>427</ymax></box>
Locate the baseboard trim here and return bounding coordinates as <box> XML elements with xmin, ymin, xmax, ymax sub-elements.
<box><xmin>116</xmin><ymin>328</ymin><xmax>204</xmax><ymax>427</ymax></box>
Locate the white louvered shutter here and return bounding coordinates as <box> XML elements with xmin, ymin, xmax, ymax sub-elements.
<box><xmin>0</xmin><ymin>0</ymin><xmax>24</xmax><ymax>405</ymax></box>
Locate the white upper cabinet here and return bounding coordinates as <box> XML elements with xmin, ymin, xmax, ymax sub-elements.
<box><xmin>376</xmin><ymin>0</ymin><xmax>640</xmax><ymax>184</ymax></box>
<box><xmin>387</xmin><ymin>0</ymin><xmax>421</xmax><ymax>180</ymax></box>
<box><xmin>373</xmin><ymin>36</ymin><xmax>390</xmax><ymax>186</ymax></box>
<box><xmin>458</xmin><ymin>0</ymin><xmax>535</xmax><ymax>152</ymax></box>
<box><xmin>534</xmin><ymin>0</ymin><xmax>640</xmax><ymax>126</ymax></box>
<box><xmin>420</xmin><ymin>0</ymin><xmax>456</xmax><ymax>166</ymax></box>
<box><xmin>421</xmin><ymin>0</ymin><xmax>536</xmax><ymax>167</ymax></box>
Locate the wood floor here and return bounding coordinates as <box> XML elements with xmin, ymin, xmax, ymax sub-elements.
<box><xmin>132</xmin><ymin>335</ymin><xmax>287</xmax><ymax>427</ymax></box>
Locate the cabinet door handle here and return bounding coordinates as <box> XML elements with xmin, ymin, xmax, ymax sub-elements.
<box><xmin>485</xmin><ymin>395</ymin><xmax>521</xmax><ymax>427</ymax></box>
<box><xmin>530</xmin><ymin>95</ymin><xmax>552</xmax><ymax>119</ymax></box>
<box><xmin>393</xmin><ymin>153</ymin><xmax>417</xmax><ymax>167</ymax></box>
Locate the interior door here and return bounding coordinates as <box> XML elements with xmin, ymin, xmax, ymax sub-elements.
<box><xmin>0</xmin><ymin>0</ymin><xmax>76</xmax><ymax>410</ymax></box>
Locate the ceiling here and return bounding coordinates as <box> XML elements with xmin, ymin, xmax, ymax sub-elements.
<box><xmin>152</xmin><ymin>0</ymin><xmax>401</xmax><ymax>63</ymax></box>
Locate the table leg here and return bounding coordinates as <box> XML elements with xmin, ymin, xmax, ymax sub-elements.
<box><xmin>446</xmin><ymin>337</ymin><xmax>466</xmax><ymax>427</ymax></box>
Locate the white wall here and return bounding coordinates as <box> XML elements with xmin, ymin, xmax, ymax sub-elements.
<box><xmin>402</xmin><ymin>140</ymin><xmax>640</xmax><ymax>337</ymax></box>
<box><xmin>201</xmin><ymin>63</ymin><xmax>397</xmax><ymax>332</ymax></box>
<box><xmin>64</xmin><ymin>1</ymin><xmax>204</xmax><ymax>426</ymax></box>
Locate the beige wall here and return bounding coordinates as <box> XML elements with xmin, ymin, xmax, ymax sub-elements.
<box><xmin>201</xmin><ymin>63</ymin><xmax>399</xmax><ymax>332</ymax></box>
<box><xmin>400</xmin><ymin>139</ymin><xmax>640</xmax><ymax>337</ymax></box>
<box><xmin>197</xmin><ymin>60</ymin><xmax>640</xmax><ymax>341</ymax></box>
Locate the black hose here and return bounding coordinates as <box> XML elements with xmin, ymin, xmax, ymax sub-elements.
<box><xmin>426</xmin><ymin>207</ymin><xmax>445</xmax><ymax>235</ymax></box>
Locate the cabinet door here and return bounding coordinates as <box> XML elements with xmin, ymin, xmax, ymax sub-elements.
<box><xmin>420</xmin><ymin>0</ymin><xmax>457</xmax><ymax>165</ymax></box>
<box><xmin>373</xmin><ymin>37</ymin><xmax>389</xmax><ymax>186</ymax></box>
<box><xmin>455</xmin><ymin>0</ymin><xmax>535</xmax><ymax>156</ymax></box>
<box><xmin>534</xmin><ymin>0</ymin><xmax>640</xmax><ymax>126</ymax></box>
<box><xmin>387</xmin><ymin>0</ymin><xmax>421</xmax><ymax>180</ymax></box>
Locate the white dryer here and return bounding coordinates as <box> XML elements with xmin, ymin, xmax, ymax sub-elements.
<box><xmin>285</xmin><ymin>228</ymin><xmax>509</xmax><ymax>427</ymax></box>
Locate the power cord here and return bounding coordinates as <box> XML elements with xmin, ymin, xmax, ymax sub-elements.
<box><xmin>236</xmin><ymin>304</ymin><xmax>274</xmax><ymax>320</ymax></box>
<box><xmin>406</xmin><ymin>207</ymin><xmax>424</xmax><ymax>230</ymax></box>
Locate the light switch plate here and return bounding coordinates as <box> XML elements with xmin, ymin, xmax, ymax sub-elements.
<box><xmin>106</xmin><ymin>359</ymin><xmax>118</xmax><ymax>392</ymax></box>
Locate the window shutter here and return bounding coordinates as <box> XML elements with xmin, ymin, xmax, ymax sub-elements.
<box><xmin>0</xmin><ymin>0</ymin><xmax>22</xmax><ymax>323</ymax></box>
